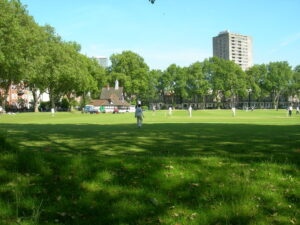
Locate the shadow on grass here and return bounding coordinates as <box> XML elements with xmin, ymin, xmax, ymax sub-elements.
<box><xmin>0</xmin><ymin>123</ymin><xmax>299</xmax><ymax>225</ymax></box>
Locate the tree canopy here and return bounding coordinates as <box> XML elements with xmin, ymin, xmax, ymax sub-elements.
<box><xmin>1</xmin><ymin>0</ymin><xmax>299</xmax><ymax>110</ymax></box>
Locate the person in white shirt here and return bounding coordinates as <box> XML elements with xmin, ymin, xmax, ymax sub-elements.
<box><xmin>232</xmin><ymin>107</ymin><xmax>236</xmax><ymax>117</ymax></box>
<box><xmin>188</xmin><ymin>105</ymin><xmax>192</xmax><ymax>118</ymax></box>
<box><xmin>135</xmin><ymin>104</ymin><xmax>144</xmax><ymax>128</ymax></box>
<box><xmin>288</xmin><ymin>105</ymin><xmax>293</xmax><ymax>117</ymax></box>
<box><xmin>51</xmin><ymin>108</ymin><xmax>55</xmax><ymax>117</ymax></box>
<box><xmin>168</xmin><ymin>106</ymin><xmax>173</xmax><ymax>116</ymax></box>
<box><xmin>296</xmin><ymin>106</ymin><xmax>299</xmax><ymax>115</ymax></box>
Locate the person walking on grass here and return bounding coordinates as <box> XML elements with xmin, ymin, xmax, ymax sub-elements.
<box><xmin>135</xmin><ymin>104</ymin><xmax>144</xmax><ymax>128</ymax></box>
<box><xmin>288</xmin><ymin>105</ymin><xmax>293</xmax><ymax>117</ymax></box>
<box><xmin>232</xmin><ymin>106</ymin><xmax>236</xmax><ymax>117</ymax></box>
<box><xmin>188</xmin><ymin>105</ymin><xmax>192</xmax><ymax>118</ymax></box>
<box><xmin>168</xmin><ymin>106</ymin><xmax>173</xmax><ymax>116</ymax></box>
<box><xmin>296</xmin><ymin>106</ymin><xmax>299</xmax><ymax>115</ymax></box>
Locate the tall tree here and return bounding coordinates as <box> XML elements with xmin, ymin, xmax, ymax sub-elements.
<box><xmin>147</xmin><ymin>69</ymin><xmax>162</xmax><ymax>103</ymax></box>
<box><xmin>245</xmin><ymin>64</ymin><xmax>268</xmax><ymax>101</ymax></box>
<box><xmin>0</xmin><ymin>0</ymin><xmax>36</xmax><ymax>108</ymax></box>
<box><xmin>265</xmin><ymin>62</ymin><xmax>293</xmax><ymax>109</ymax></box>
<box><xmin>187</xmin><ymin>62</ymin><xmax>210</xmax><ymax>106</ymax></box>
<box><xmin>109</xmin><ymin>51</ymin><xmax>150</xmax><ymax>103</ymax></box>
<box><xmin>203</xmin><ymin>57</ymin><xmax>247</xmax><ymax>107</ymax></box>
<box><xmin>160</xmin><ymin>64</ymin><xmax>177</xmax><ymax>104</ymax></box>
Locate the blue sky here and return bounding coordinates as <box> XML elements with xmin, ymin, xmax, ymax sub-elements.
<box><xmin>21</xmin><ymin>0</ymin><xmax>300</xmax><ymax>70</ymax></box>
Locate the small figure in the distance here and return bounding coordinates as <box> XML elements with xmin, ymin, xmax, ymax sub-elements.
<box><xmin>188</xmin><ymin>105</ymin><xmax>192</xmax><ymax>118</ymax></box>
<box><xmin>288</xmin><ymin>105</ymin><xmax>293</xmax><ymax>117</ymax></box>
<box><xmin>51</xmin><ymin>108</ymin><xmax>55</xmax><ymax>117</ymax></box>
<box><xmin>135</xmin><ymin>104</ymin><xmax>144</xmax><ymax>128</ymax></box>
<box><xmin>168</xmin><ymin>106</ymin><xmax>173</xmax><ymax>116</ymax></box>
<box><xmin>232</xmin><ymin>106</ymin><xmax>236</xmax><ymax>117</ymax></box>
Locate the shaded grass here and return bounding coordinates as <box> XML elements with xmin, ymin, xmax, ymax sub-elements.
<box><xmin>0</xmin><ymin>110</ymin><xmax>299</xmax><ymax>225</ymax></box>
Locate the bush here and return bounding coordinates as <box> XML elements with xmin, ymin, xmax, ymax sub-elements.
<box><xmin>39</xmin><ymin>101</ymin><xmax>51</xmax><ymax>112</ymax></box>
<box><xmin>142</xmin><ymin>106</ymin><xmax>148</xmax><ymax>111</ymax></box>
<box><xmin>60</xmin><ymin>98</ymin><xmax>69</xmax><ymax>111</ymax></box>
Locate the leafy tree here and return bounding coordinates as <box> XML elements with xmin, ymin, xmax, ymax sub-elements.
<box><xmin>87</xmin><ymin>58</ymin><xmax>107</xmax><ymax>99</ymax></box>
<box><xmin>109</xmin><ymin>51</ymin><xmax>150</xmax><ymax>103</ymax></box>
<box><xmin>162</xmin><ymin>64</ymin><xmax>188</xmax><ymax>104</ymax></box>
<box><xmin>289</xmin><ymin>65</ymin><xmax>300</xmax><ymax>104</ymax></box>
<box><xmin>187</xmin><ymin>62</ymin><xmax>210</xmax><ymax>106</ymax></box>
<box><xmin>147</xmin><ymin>69</ymin><xmax>162</xmax><ymax>103</ymax></box>
<box><xmin>0</xmin><ymin>0</ymin><xmax>36</xmax><ymax>108</ymax></box>
<box><xmin>159</xmin><ymin>64</ymin><xmax>177</xmax><ymax>104</ymax></box>
<box><xmin>22</xmin><ymin>24</ymin><xmax>53</xmax><ymax>112</ymax></box>
<box><xmin>203</xmin><ymin>57</ymin><xmax>247</xmax><ymax>107</ymax></box>
<box><xmin>264</xmin><ymin>62</ymin><xmax>293</xmax><ymax>109</ymax></box>
<box><xmin>245</xmin><ymin>64</ymin><xmax>268</xmax><ymax>101</ymax></box>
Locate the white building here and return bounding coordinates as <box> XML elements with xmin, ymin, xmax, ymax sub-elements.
<box><xmin>213</xmin><ymin>30</ymin><xmax>253</xmax><ymax>71</ymax></box>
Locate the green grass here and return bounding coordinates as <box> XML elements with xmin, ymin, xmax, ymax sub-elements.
<box><xmin>0</xmin><ymin>110</ymin><xmax>299</xmax><ymax>225</ymax></box>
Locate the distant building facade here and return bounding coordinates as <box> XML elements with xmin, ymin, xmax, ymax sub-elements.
<box><xmin>213</xmin><ymin>31</ymin><xmax>253</xmax><ymax>71</ymax></box>
<box><xmin>93</xmin><ymin>56</ymin><xmax>108</xmax><ymax>68</ymax></box>
<box><xmin>0</xmin><ymin>83</ymin><xmax>33</xmax><ymax>110</ymax></box>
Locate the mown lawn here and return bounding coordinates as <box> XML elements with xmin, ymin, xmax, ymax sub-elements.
<box><xmin>0</xmin><ymin>110</ymin><xmax>299</xmax><ymax>225</ymax></box>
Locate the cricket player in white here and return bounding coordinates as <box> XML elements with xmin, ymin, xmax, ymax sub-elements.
<box><xmin>135</xmin><ymin>104</ymin><xmax>144</xmax><ymax>128</ymax></box>
<box><xmin>188</xmin><ymin>105</ymin><xmax>192</xmax><ymax>117</ymax></box>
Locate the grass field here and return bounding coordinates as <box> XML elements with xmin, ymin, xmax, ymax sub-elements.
<box><xmin>0</xmin><ymin>110</ymin><xmax>299</xmax><ymax>225</ymax></box>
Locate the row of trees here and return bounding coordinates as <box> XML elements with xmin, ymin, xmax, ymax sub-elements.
<box><xmin>0</xmin><ymin>0</ymin><xmax>106</xmax><ymax>112</ymax></box>
<box><xmin>1</xmin><ymin>0</ymin><xmax>299</xmax><ymax>111</ymax></box>
<box><xmin>106</xmin><ymin>52</ymin><xmax>299</xmax><ymax>109</ymax></box>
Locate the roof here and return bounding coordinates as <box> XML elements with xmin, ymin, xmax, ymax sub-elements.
<box><xmin>90</xmin><ymin>86</ymin><xmax>130</xmax><ymax>106</ymax></box>
<box><xmin>100</xmin><ymin>87</ymin><xmax>124</xmax><ymax>100</ymax></box>
<box><xmin>90</xmin><ymin>98</ymin><xmax>130</xmax><ymax>107</ymax></box>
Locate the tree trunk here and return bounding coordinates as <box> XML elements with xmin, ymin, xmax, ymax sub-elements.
<box><xmin>273</xmin><ymin>91</ymin><xmax>280</xmax><ymax>110</ymax></box>
<box><xmin>2</xmin><ymin>84</ymin><xmax>10</xmax><ymax>111</ymax></box>
<box><xmin>31</xmin><ymin>89</ymin><xmax>40</xmax><ymax>112</ymax></box>
<box><xmin>49</xmin><ymin>90</ymin><xmax>55</xmax><ymax>110</ymax></box>
<box><xmin>66</xmin><ymin>93</ymin><xmax>73</xmax><ymax>112</ymax></box>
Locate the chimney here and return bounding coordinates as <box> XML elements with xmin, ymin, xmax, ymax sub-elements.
<box><xmin>115</xmin><ymin>80</ymin><xmax>119</xmax><ymax>90</ymax></box>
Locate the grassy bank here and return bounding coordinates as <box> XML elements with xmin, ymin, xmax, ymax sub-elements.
<box><xmin>0</xmin><ymin>110</ymin><xmax>299</xmax><ymax>224</ymax></box>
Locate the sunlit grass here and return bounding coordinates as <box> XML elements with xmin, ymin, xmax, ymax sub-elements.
<box><xmin>0</xmin><ymin>110</ymin><xmax>299</xmax><ymax>224</ymax></box>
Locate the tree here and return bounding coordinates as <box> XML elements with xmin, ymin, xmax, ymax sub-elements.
<box><xmin>109</xmin><ymin>51</ymin><xmax>150</xmax><ymax>103</ymax></box>
<box><xmin>0</xmin><ymin>0</ymin><xmax>37</xmax><ymax>108</ymax></box>
<box><xmin>245</xmin><ymin>64</ymin><xmax>268</xmax><ymax>101</ymax></box>
<box><xmin>159</xmin><ymin>64</ymin><xmax>177</xmax><ymax>104</ymax></box>
<box><xmin>289</xmin><ymin>65</ymin><xmax>300</xmax><ymax>104</ymax></box>
<box><xmin>187</xmin><ymin>62</ymin><xmax>210</xmax><ymax>107</ymax></box>
<box><xmin>162</xmin><ymin>64</ymin><xmax>188</xmax><ymax>104</ymax></box>
<box><xmin>203</xmin><ymin>57</ymin><xmax>247</xmax><ymax>107</ymax></box>
<box><xmin>148</xmin><ymin>69</ymin><xmax>162</xmax><ymax>103</ymax></box>
<box><xmin>264</xmin><ymin>62</ymin><xmax>293</xmax><ymax>109</ymax></box>
<box><xmin>84</xmin><ymin>57</ymin><xmax>106</xmax><ymax>100</ymax></box>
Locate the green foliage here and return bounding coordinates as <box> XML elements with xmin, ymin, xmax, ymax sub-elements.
<box><xmin>264</xmin><ymin>62</ymin><xmax>293</xmax><ymax>108</ymax></box>
<box><xmin>109</xmin><ymin>51</ymin><xmax>150</xmax><ymax>102</ymax></box>
<box><xmin>141</xmin><ymin>105</ymin><xmax>148</xmax><ymax>111</ymax></box>
<box><xmin>0</xmin><ymin>0</ymin><xmax>299</xmax><ymax>112</ymax></box>
<box><xmin>0</xmin><ymin>0</ymin><xmax>37</xmax><ymax>107</ymax></box>
<box><xmin>38</xmin><ymin>101</ymin><xmax>51</xmax><ymax>111</ymax></box>
<box><xmin>203</xmin><ymin>57</ymin><xmax>247</xmax><ymax>105</ymax></box>
<box><xmin>60</xmin><ymin>98</ymin><xmax>69</xmax><ymax>110</ymax></box>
